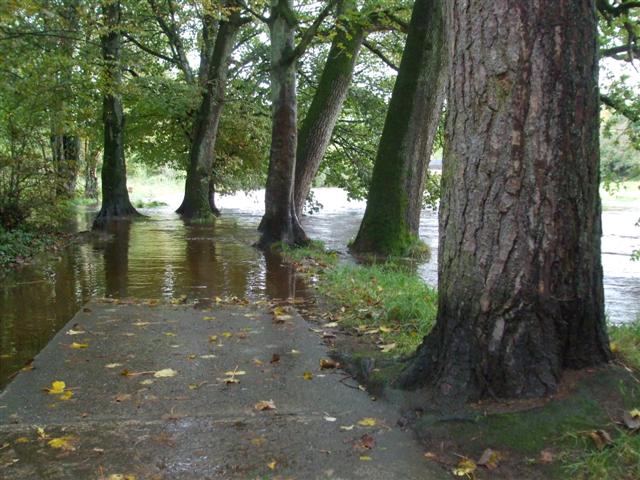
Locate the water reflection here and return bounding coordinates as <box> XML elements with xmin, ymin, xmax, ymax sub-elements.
<box><xmin>0</xmin><ymin>188</ymin><xmax>638</xmax><ymax>388</ymax></box>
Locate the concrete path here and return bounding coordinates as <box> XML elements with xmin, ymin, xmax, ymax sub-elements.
<box><xmin>0</xmin><ymin>299</ymin><xmax>444</xmax><ymax>479</ymax></box>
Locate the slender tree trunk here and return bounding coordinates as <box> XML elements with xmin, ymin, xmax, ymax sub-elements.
<box><xmin>84</xmin><ymin>141</ymin><xmax>99</xmax><ymax>200</ymax></box>
<box><xmin>93</xmin><ymin>0</ymin><xmax>139</xmax><ymax>228</ymax></box>
<box><xmin>208</xmin><ymin>177</ymin><xmax>221</xmax><ymax>216</ymax></box>
<box><xmin>293</xmin><ymin>0</ymin><xmax>363</xmax><ymax>217</ymax></box>
<box><xmin>52</xmin><ymin>134</ymin><xmax>80</xmax><ymax>198</ymax></box>
<box><xmin>351</xmin><ymin>0</ymin><xmax>446</xmax><ymax>256</ymax></box>
<box><xmin>399</xmin><ymin>0</ymin><xmax>610</xmax><ymax>400</ymax></box>
<box><xmin>257</xmin><ymin>0</ymin><xmax>308</xmax><ymax>248</ymax></box>
<box><xmin>176</xmin><ymin>11</ymin><xmax>240</xmax><ymax>219</ymax></box>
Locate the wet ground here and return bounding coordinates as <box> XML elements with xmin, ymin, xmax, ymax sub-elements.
<box><xmin>0</xmin><ymin>299</ymin><xmax>445</xmax><ymax>479</ymax></box>
<box><xmin>1</xmin><ymin>188</ymin><xmax>639</xmax><ymax>389</ymax></box>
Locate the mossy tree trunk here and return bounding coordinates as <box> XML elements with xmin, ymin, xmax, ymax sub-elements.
<box><xmin>351</xmin><ymin>0</ymin><xmax>446</xmax><ymax>256</ymax></box>
<box><xmin>293</xmin><ymin>0</ymin><xmax>364</xmax><ymax>217</ymax></box>
<box><xmin>93</xmin><ymin>0</ymin><xmax>139</xmax><ymax>228</ymax></box>
<box><xmin>176</xmin><ymin>8</ymin><xmax>241</xmax><ymax>219</ymax></box>
<box><xmin>399</xmin><ymin>0</ymin><xmax>611</xmax><ymax>400</ymax></box>
<box><xmin>258</xmin><ymin>0</ymin><xmax>309</xmax><ymax>248</ymax></box>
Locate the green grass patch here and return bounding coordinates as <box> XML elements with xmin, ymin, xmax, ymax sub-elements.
<box><xmin>609</xmin><ymin>317</ymin><xmax>640</xmax><ymax>371</ymax></box>
<box><xmin>279</xmin><ymin>242</ymin><xmax>437</xmax><ymax>355</ymax></box>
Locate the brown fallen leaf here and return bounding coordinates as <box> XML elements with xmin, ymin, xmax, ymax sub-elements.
<box><xmin>477</xmin><ymin>448</ymin><xmax>502</xmax><ymax>470</ymax></box>
<box><xmin>270</xmin><ymin>354</ymin><xmax>280</xmax><ymax>364</ymax></box>
<box><xmin>303</xmin><ymin>371</ymin><xmax>313</xmax><ymax>380</ymax></box>
<box><xmin>114</xmin><ymin>393</ymin><xmax>132</xmax><ymax>403</ymax></box>
<box><xmin>255</xmin><ymin>400</ymin><xmax>276</xmax><ymax>411</ymax></box>
<box><xmin>588</xmin><ymin>430</ymin><xmax>613</xmax><ymax>450</ymax></box>
<box><xmin>452</xmin><ymin>457</ymin><xmax>477</xmax><ymax>477</ymax></box>
<box><xmin>358</xmin><ymin>434</ymin><xmax>376</xmax><ymax>450</ymax></box>
<box><xmin>539</xmin><ymin>449</ymin><xmax>554</xmax><ymax>464</ymax></box>
<box><xmin>320</xmin><ymin>359</ymin><xmax>339</xmax><ymax>370</ymax></box>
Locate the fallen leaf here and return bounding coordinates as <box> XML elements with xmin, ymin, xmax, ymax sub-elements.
<box><xmin>70</xmin><ymin>342</ymin><xmax>89</xmax><ymax>349</ymax></box>
<box><xmin>253</xmin><ymin>358</ymin><xmax>264</xmax><ymax>366</ymax></box>
<box><xmin>105</xmin><ymin>363</ymin><xmax>122</xmax><ymax>369</ymax></box>
<box><xmin>303</xmin><ymin>371</ymin><xmax>313</xmax><ymax>380</ymax></box>
<box><xmin>154</xmin><ymin>368</ymin><xmax>177</xmax><ymax>378</ymax></box>
<box><xmin>133</xmin><ymin>322</ymin><xmax>150</xmax><ymax>327</ymax></box>
<box><xmin>208</xmin><ymin>335</ymin><xmax>218</xmax><ymax>343</ymax></box>
<box><xmin>15</xmin><ymin>437</ymin><xmax>29</xmax><ymax>444</ymax></box>
<box><xmin>359</xmin><ymin>456</ymin><xmax>372</xmax><ymax>461</ymax></box>
<box><xmin>539</xmin><ymin>449</ymin><xmax>554</xmax><ymax>464</ymax></box>
<box><xmin>36</xmin><ymin>427</ymin><xmax>47</xmax><ymax>439</ymax></box>
<box><xmin>250</xmin><ymin>437</ymin><xmax>266</xmax><ymax>447</ymax></box>
<box><xmin>255</xmin><ymin>400</ymin><xmax>276</xmax><ymax>411</ymax></box>
<box><xmin>267</xmin><ymin>460</ymin><xmax>277</xmax><ymax>470</ymax></box>
<box><xmin>58</xmin><ymin>390</ymin><xmax>74</xmax><ymax>401</ymax></box>
<box><xmin>324</xmin><ymin>322</ymin><xmax>339</xmax><ymax>328</ymax></box>
<box><xmin>623</xmin><ymin>409</ymin><xmax>640</xmax><ymax>430</ymax></box>
<box><xmin>48</xmin><ymin>436</ymin><xmax>76</xmax><ymax>451</ymax></box>
<box><xmin>320</xmin><ymin>359</ymin><xmax>338</xmax><ymax>370</ymax></box>
<box><xmin>164</xmin><ymin>332</ymin><xmax>176</xmax><ymax>337</ymax></box>
<box><xmin>477</xmin><ymin>448</ymin><xmax>502</xmax><ymax>470</ymax></box>
<box><xmin>424</xmin><ymin>452</ymin><xmax>438</xmax><ymax>461</ymax></box>
<box><xmin>45</xmin><ymin>381</ymin><xmax>66</xmax><ymax>395</ymax></box>
<box><xmin>324</xmin><ymin>416</ymin><xmax>337</xmax><ymax>422</ymax></box>
<box><xmin>140</xmin><ymin>379</ymin><xmax>154</xmax><ymax>385</ymax></box>
<box><xmin>340</xmin><ymin>425</ymin><xmax>355</xmax><ymax>431</ymax></box>
<box><xmin>453</xmin><ymin>457</ymin><xmax>477</xmax><ymax>477</ymax></box>
<box><xmin>222</xmin><ymin>332</ymin><xmax>233</xmax><ymax>338</ymax></box>
<box><xmin>114</xmin><ymin>393</ymin><xmax>132</xmax><ymax>402</ymax></box>
<box><xmin>357</xmin><ymin>417</ymin><xmax>377</xmax><ymax>427</ymax></box>
<box><xmin>270</xmin><ymin>354</ymin><xmax>280</xmax><ymax>364</ymax></box>
<box><xmin>588</xmin><ymin>430</ymin><xmax>613</xmax><ymax>450</ymax></box>
<box><xmin>379</xmin><ymin>326</ymin><xmax>392</xmax><ymax>333</ymax></box>
<box><xmin>107</xmin><ymin>475</ymin><xmax>137</xmax><ymax>480</ymax></box>
<box><xmin>66</xmin><ymin>329</ymin><xmax>85</xmax><ymax>335</ymax></box>
<box><xmin>378</xmin><ymin>343</ymin><xmax>397</xmax><ymax>353</ymax></box>
<box><xmin>358</xmin><ymin>434</ymin><xmax>376</xmax><ymax>450</ymax></box>
<box><xmin>223</xmin><ymin>370</ymin><xmax>246</xmax><ymax>376</ymax></box>
<box><xmin>202</xmin><ymin>316</ymin><xmax>216</xmax><ymax>321</ymax></box>
<box><xmin>200</xmin><ymin>354</ymin><xmax>216</xmax><ymax>359</ymax></box>
<box><xmin>291</xmin><ymin>349</ymin><xmax>300</xmax><ymax>354</ymax></box>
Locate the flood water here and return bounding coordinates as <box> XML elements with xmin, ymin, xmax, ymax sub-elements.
<box><xmin>1</xmin><ymin>188</ymin><xmax>639</xmax><ymax>388</ymax></box>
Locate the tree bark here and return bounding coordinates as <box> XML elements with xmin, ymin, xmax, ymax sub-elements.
<box><xmin>93</xmin><ymin>0</ymin><xmax>139</xmax><ymax>228</ymax></box>
<box><xmin>84</xmin><ymin>141</ymin><xmax>99</xmax><ymax>200</ymax></box>
<box><xmin>176</xmin><ymin>8</ymin><xmax>241</xmax><ymax>219</ymax></box>
<box><xmin>293</xmin><ymin>0</ymin><xmax>364</xmax><ymax>217</ymax></box>
<box><xmin>208</xmin><ymin>177</ymin><xmax>221</xmax><ymax>216</ymax></box>
<box><xmin>399</xmin><ymin>0</ymin><xmax>611</xmax><ymax>400</ymax></box>
<box><xmin>257</xmin><ymin>0</ymin><xmax>309</xmax><ymax>248</ymax></box>
<box><xmin>351</xmin><ymin>0</ymin><xmax>447</xmax><ymax>256</ymax></box>
<box><xmin>52</xmin><ymin>134</ymin><xmax>80</xmax><ymax>198</ymax></box>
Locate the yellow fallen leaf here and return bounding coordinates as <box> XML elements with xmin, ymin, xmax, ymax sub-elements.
<box><xmin>378</xmin><ymin>343</ymin><xmax>397</xmax><ymax>353</ymax></box>
<box><xmin>324</xmin><ymin>322</ymin><xmax>339</xmax><ymax>328</ymax></box>
<box><xmin>255</xmin><ymin>400</ymin><xmax>276</xmax><ymax>411</ymax></box>
<box><xmin>379</xmin><ymin>326</ymin><xmax>392</xmax><ymax>333</ymax></box>
<box><xmin>222</xmin><ymin>332</ymin><xmax>233</xmax><ymax>338</ymax></box>
<box><xmin>357</xmin><ymin>418</ymin><xmax>377</xmax><ymax>427</ymax></box>
<box><xmin>630</xmin><ymin>408</ymin><xmax>640</xmax><ymax>418</ymax></box>
<box><xmin>200</xmin><ymin>354</ymin><xmax>216</xmax><ymax>359</ymax></box>
<box><xmin>340</xmin><ymin>425</ymin><xmax>355</xmax><ymax>431</ymax></box>
<box><xmin>209</xmin><ymin>335</ymin><xmax>218</xmax><ymax>343</ymax></box>
<box><xmin>267</xmin><ymin>460</ymin><xmax>277</xmax><ymax>470</ymax></box>
<box><xmin>140</xmin><ymin>379</ymin><xmax>154</xmax><ymax>385</ymax></box>
<box><xmin>453</xmin><ymin>457</ymin><xmax>477</xmax><ymax>477</ymax></box>
<box><xmin>70</xmin><ymin>342</ymin><xmax>89</xmax><ymax>349</ymax></box>
<box><xmin>224</xmin><ymin>370</ymin><xmax>246</xmax><ymax>376</ymax></box>
<box><xmin>610</xmin><ymin>342</ymin><xmax>619</xmax><ymax>353</ymax></box>
<box><xmin>303</xmin><ymin>371</ymin><xmax>313</xmax><ymax>380</ymax></box>
<box><xmin>133</xmin><ymin>321</ymin><xmax>150</xmax><ymax>327</ymax></box>
<box><xmin>48</xmin><ymin>436</ymin><xmax>76</xmax><ymax>451</ymax></box>
<box><xmin>45</xmin><ymin>381</ymin><xmax>66</xmax><ymax>395</ymax></box>
<box><xmin>154</xmin><ymin>368</ymin><xmax>177</xmax><ymax>378</ymax></box>
<box><xmin>58</xmin><ymin>390</ymin><xmax>74</xmax><ymax>401</ymax></box>
<box><xmin>107</xmin><ymin>475</ymin><xmax>137</xmax><ymax>480</ymax></box>
<box><xmin>253</xmin><ymin>358</ymin><xmax>264</xmax><ymax>366</ymax></box>
<box><xmin>15</xmin><ymin>437</ymin><xmax>29</xmax><ymax>444</ymax></box>
<box><xmin>164</xmin><ymin>332</ymin><xmax>176</xmax><ymax>337</ymax></box>
<box><xmin>359</xmin><ymin>456</ymin><xmax>372</xmax><ymax>461</ymax></box>
<box><xmin>66</xmin><ymin>329</ymin><xmax>85</xmax><ymax>335</ymax></box>
<box><xmin>105</xmin><ymin>363</ymin><xmax>122</xmax><ymax>369</ymax></box>
<box><xmin>36</xmin><ymin>427</ymin><xmax>47</xmax><ymax>439</ymax></box>
<box><xmin>202</xmin><ymin>316</ymin><xmax>216</xmax><ymax>321</ymax></box>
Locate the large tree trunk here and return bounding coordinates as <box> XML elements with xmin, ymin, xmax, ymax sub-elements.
<box><xmin>93</xmin><ymin>0</ymin><xmax>139</xmax><ymax>228</ymax></box>
<box><xmin>293</xmin><ymin>0</ymin><xmax>363</xmax><ymax>217</ymax></box>
<box><xmin>257</xmin><ymin>0</ymin><xmax>308</xmax><ymax>248</ymax></box>
<box><xmin>351</xmin><ymin>0</ymin><xmax>446</xmax><ymax>256</ymax></box>
<box><xmin>176</xmin><ymin>11</ymin><xmax>240</xmax><ymax>219</ymax></box>
<box><xmin>399</xmin><ymin>0</ymin><xmax>610</xmax><ymax>400</ymax></box>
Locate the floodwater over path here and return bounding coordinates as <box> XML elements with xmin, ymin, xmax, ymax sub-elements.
<box><xmin>1</xmin><ymin>188</ymin><xmax>639</xmax><ymax>388</ymax></box>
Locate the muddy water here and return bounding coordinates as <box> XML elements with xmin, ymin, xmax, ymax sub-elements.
<box><xmin>1</xmin><ymin>188</ymin><xmax>638</xmax><ymax>388</ymax></box>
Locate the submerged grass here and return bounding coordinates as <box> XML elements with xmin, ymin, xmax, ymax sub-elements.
<box><xmin>279</xmin><ymin>241</ymin><xmax>437</xmax><ymax>355</ymax></box>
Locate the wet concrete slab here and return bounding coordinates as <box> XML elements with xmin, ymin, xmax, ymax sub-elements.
<box><xmin>0</xmin><ymin>299</ymin><xmax>445</xmax><ymax>479</ymax></box>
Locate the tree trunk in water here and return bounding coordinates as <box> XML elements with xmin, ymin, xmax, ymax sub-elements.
<box><xmin>293</xmin><ymin>0</ymin><xmax>363</xmax><ymax>217</ymax></box>
<box><xmin>257</xmin><ymin>0</ymin><xmax>308</xmax><ymax>248</ymax></box>
<box><xmin>176</xmin><ymin>11</ymin><xmax>240</xmax><ymax>219</ymax></box>
<box><xmin>351</xmin><ymin>0</ymin><xmax>446</xmax><ymax>256</ymax></box>
<box><xmin>84</xmin><ymin>141</ymin><xmax>99</xmax><ymax>200</ymax></box>
<box><xmin>399</xmin><ymin>0</ymin><xmax>610</xmax><ymax>400</ymax></box>
<box><xmin>93</xmin><ymin>0</ymin><xmax>139</xmax><ymax>228</ymax></box>
<box><xmin>208</xmin><ymin>177</ymin><xmax>221</xmax><ymax>217</ymax></box>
